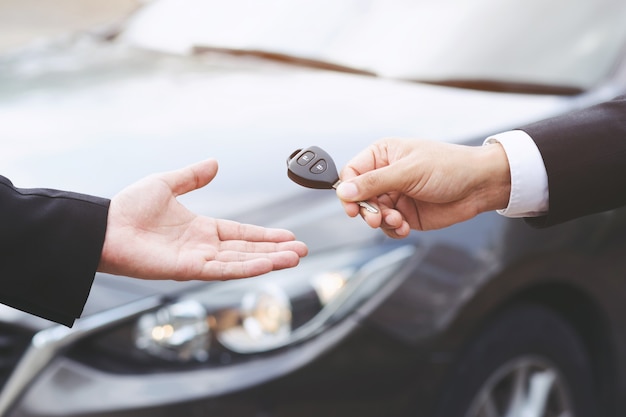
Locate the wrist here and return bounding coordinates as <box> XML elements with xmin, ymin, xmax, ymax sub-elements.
<box><xmin>473</xmin><ymin>142</ymin><xmax>511</xmax><ymax>213</ymax></box>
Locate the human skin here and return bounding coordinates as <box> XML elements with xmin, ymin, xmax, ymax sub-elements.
<box><xmin>99</xmin><ymin>159</ymin><xmax>308</xmax><ymax>280</ymax></box>
<box><xmin>336</xmin><ymin>138</ymin><xmax>511</xmax><ymax>238</ymax></box>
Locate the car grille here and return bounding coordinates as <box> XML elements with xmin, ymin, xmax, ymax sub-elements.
<box><xmin>0</xmin><ymin>326</ymin><xmax>33</xmax><ymax>391</ymax></box>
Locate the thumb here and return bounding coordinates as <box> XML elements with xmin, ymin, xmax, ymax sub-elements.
<box><xmin>163</xmin><ymin>159</ymin><xmax>219</xmax><ymax>197</ymax></box>
<box><xmin>336</xmin><ymin>165</ymin><xmax>398</xmax><ymax>202</ymax></box>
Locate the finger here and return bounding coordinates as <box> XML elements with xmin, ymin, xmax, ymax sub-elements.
<box><xmin>208</xmin><ymin>258</ymin><xmax>275</xmax><ymax>280</ymax></box>
<box><xmin>336</xmin><ymin>164</ymin><xmax>402</xmax><ymax>203</ymax></box>
<box><xmin>162</xmin><ymin>159</ymin><xmax>219</xmax><ymax>197</ymax></box>
<box><xmin>218</xmin><ymin>239</ymin><xmax>308</xmax><ymax>258</ymax></box>
<box><xmin>336</xmin><ymin>182</ymin><xmax>380</xmax><ymax>219</ymax></box>
<box><xmin>339</xmin><ymin>144</ymin><xmax>380</xmax><ymax>182</ymax></box>
<box><xmin>380</xmin><ymin>209</ymin><xmax>404</xmax><ymax>230</ymax></box>
<box><xmin>215</xmin><ymin>249</ymin><xmax>302</xmax><ymax>265</ymax></box>
<box><xmin>375</xmin><ymin>206</ymin><xmax>411</xmax><ymax>239</ymax></box>
<box><xmin>381</xmin><ymin>222</ymin><xmax>411</xmax><ymax>239</ymax></box>
<box><xmin>265</xmin><ymin>251</ymin><xmax>304</xmax><ymax>270</ymax></box>
<box><xmin>203</xmin><ymin>252</ymin><xmax>302</xmax><ymax>280</ymax></box>
<box><xmin>339</xmin><ymin>199</ymin><xmax>362</xmax><ymax>218</ymax></box>
<box><xmin>277</xmin><ymin>240</ymin><xmax>308</xmax><ymax>258</ymax></box>
<box><xmin>216</xmin><ymin>219</ymin><xmax>296</xmax><ymax>242</ymax></box>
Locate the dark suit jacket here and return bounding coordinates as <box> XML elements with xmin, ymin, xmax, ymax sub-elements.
<box><xmin>519</xmin><ymin>95</ymin><xmax>626</xmax><ymax>227</ymax></box>
<box><xmin>0</xmin><ymin>176</ymin><xmax>110</xmax><ymax>326</ymax></box>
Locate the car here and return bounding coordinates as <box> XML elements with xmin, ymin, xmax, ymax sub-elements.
<box><xmin>1</xmin><ymin>0</ymin><xmax>626</xmax><ymax>416</ymax></box>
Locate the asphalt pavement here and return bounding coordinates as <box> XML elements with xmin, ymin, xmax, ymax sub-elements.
<box><xmin>0</xmin><ymin>0</ymin><xmax>141</xmax><ymax>52</ymax></box>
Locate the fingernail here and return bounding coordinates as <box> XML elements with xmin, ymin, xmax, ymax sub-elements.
<box><xmin>336</xmin><ymin>181</ymin><xmax>358</xmax><ymax>199</ymax></box>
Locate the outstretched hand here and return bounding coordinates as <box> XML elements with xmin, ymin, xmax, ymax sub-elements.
<box><xmin>335</xmin><ymin>138</ymin><xmax>511</xmax><ymax>237</ymax></box>
<box><xmin>98</xmin><ymin>159</ymin><xmax>308</xmax><ymax>280</ymax></box>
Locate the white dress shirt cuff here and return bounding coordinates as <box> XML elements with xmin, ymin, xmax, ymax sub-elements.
<box><xmin>484</xmin><ymin>130</ymin><xmax>549</xmax><ymax>218</ymax></box>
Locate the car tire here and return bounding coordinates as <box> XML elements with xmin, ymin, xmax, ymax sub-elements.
<box><xmin>433</xmin><ymin>303</ymin><xmax>597</xmax><ymax>417</ymax></box>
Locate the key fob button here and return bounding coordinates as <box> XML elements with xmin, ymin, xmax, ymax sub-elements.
<box><xmin>310</xmin><ymin>159</ymin><xmax>327</xmax><ymax>174</ymax></box>
<box><xmin>297</xmin><ymin>151</ymin><xmax>315</xmax><ymax>166</ymax></box>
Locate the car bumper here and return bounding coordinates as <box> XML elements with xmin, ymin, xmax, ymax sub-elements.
<box><xmin>5</xmin><ymin>296</ymin><xmax>420</xmax><ymax>417</ymax></box>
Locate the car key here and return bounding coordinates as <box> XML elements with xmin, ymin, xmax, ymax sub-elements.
<box><xmin>287</xmin><ymin>146</ymin><xmax>379</xmax><ymax>214</ymax></box>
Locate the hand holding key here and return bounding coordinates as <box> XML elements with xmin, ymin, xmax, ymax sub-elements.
<box><xmin>287</xmin><ymin>146</ymin><xmax>379</xmax><ymax>214</ymax></box>
<box><xmin>334</xmin><ymin>138</ymin><xmax>511</xmax><ymax>237</ymax></box>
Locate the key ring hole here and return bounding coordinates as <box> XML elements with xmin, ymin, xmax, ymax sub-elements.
<box><xmin>286</xmin><ymin>149</ymin><xmax>302</xmax><ymax>165</ymax></box>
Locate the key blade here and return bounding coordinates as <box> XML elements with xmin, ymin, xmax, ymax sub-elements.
<box><xmin>358</xmin><ymin>201</ymin><xmax>379</xmax><ymax>214</ymax></box>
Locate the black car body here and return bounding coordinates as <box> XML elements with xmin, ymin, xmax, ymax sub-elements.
<box><xmin>1</xmin><ymin>1</ymin><xmax>626</xmax><ymax>416</ymax></box>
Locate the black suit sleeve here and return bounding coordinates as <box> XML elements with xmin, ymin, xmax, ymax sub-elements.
<box><xmin>519</xmin><ymin>95</ymin><xmax>626</xmax><ymax>227</ymax></box>
<box><xmin>0</xmin><ymin>176</ymin><xmax>110</xmax><ymax>326</ymax></box>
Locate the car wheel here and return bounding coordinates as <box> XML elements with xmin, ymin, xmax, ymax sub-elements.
<box><xmin>434</xmin><ymin>304</ymin><xmax>597</xmax><ymax>417</ymax></box>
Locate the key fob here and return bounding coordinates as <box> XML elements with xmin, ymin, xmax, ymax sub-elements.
<box><xmin>287</xmin><ymin>146</ymin><xmax>340</xmax><ymax>189</ymax></box>
<box><xmin>286</xmin><ymin>146</ymin><xmax>380</xmax><ymax>213</ymax></box>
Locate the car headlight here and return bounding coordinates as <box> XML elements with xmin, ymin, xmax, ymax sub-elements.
<box><xmin>135</xmin><ymin>299</ymin><xmax>211</xmax><ymax>362</ymax></box>
<box><xmin>82</xmin><ymin>244</ymin><xmax>415</xmax><ymax>367</ymax></box>
<box><xmin>218</xmin><ymin>283</ymin><xmax>293</xmax><ymax>352</ymax></box>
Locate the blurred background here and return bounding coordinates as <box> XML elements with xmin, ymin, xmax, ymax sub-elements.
<box><xmin>0</xmin><ymin>0</ymin><xmax>140</xmax><ymax>52</ymax></box>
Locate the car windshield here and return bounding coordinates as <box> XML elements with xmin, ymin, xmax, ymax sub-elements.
<box><xmin>121</xmin><ymin>0</ymin><xmax>626</xmax><ymax>93</ymax></box>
